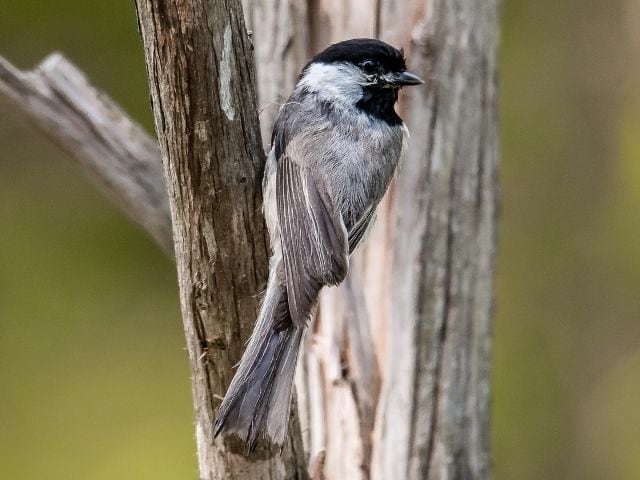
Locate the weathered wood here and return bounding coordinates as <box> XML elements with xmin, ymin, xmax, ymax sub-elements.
<box><xmin>1</xmin><ymin>0</ymin><xmax>499</xmax><ymax>477</ymax></box>
<box><xmin>0</xmin><ymin>54</ymin><xmax>172</xmax><ymax>254</ymax></box>
<box><xmin>132</xmin><ymin>0</ymin><xmax>305</xmax><ymax>478</ymax></box>
<box><xmin>372</xmin><ymin>1</ymin><xmax>499</xmax><ymax>478</ymax></box>
<box><xmin>242</xmin><ymin>0</ymin><xmax>310</xmax><ymax>145</ymax></box>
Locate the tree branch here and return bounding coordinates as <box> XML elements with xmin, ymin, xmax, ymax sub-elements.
<box><xmin>0</xmin><ymin>53</ymin><xmax>172</xmax><ymax>255</ymax></box>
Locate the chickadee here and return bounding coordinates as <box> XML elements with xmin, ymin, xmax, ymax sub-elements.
<box><xmin>214</xmin><ymin>38</ymin><xmax>424</xmax><ymax>451</ymax></box>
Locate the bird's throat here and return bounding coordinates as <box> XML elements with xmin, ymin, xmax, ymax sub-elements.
<box><xmin>356</xmin><ymin>87</ymin><xmax>402</xmax><ymax>125</ymax></box>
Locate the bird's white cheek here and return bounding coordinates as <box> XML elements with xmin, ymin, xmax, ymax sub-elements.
<box><xmin>298</xmin><ymin>63</ymin><xmax>365</xmax><ymax>106</ymax></box>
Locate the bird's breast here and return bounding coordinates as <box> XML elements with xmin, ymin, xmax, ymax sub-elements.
<box><xmin>320</xmin><ymin>117</ymin><xmax>405</xmax><ymax>229</ymax></box>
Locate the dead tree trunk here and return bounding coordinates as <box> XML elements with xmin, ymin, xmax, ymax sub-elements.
<box><xmin>0</xmin><ymin>0</ymin><xmax>499</xmax><ymax>478</ymax></box>
<box><xmin>375</xmin><ymin>2</ymin><xmax>498</xmax><ymax>477</ymax></box>
<box><xmin>132</xmin><ymin>0</ymin><xmax>307</xmax><ymax>478</ymax></box>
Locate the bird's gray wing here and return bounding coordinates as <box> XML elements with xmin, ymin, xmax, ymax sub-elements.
<box><xmin>276</xmin><ymin>151</ymin><xmax>348</xmax><ymax>327</ymax></box>
<box><xmin>348</xmin><ymin>206</ymin><xmax>377</xmax><ymax>254</ymax></box>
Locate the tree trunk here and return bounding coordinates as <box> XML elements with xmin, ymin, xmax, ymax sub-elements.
<box><xmin>375</xmin><ymin>2</ymin><xmax>499</xmax><ymax>477</ymax></box>
<box><xmin>133</xmin><ymin>0</ymin><xmax>306</xmax><ymax>478</ymax></box>
<box><xmin>0</xmin><ymin>0</ymin><xmax>499</xmax><ymax>478</ymax></box>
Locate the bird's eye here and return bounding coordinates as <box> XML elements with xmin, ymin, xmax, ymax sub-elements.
<box><xmin>361</xmin><ymin>60</ymin><xmax>377</xmax><ymax>75</ymax></box>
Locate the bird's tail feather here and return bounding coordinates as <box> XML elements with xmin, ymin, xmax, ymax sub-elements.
<box><xmin>213</xmin><ymin>280</ymin><xmax>303</xmax><ymax>452</ymax></box>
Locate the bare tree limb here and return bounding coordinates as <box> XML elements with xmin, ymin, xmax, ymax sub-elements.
<box><xmin>0</xmin><ymin>54</ymin><xmax>172</xmax><ymax>255</ymax></box>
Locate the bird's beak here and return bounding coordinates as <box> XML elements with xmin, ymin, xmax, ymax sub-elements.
<box><xmin>387</xmin><ymin>71</ymin><xmax>425</xmax><ymax>86</ymax></box>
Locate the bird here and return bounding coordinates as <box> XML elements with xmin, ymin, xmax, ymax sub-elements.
<box><xmin>213</xmin><ymin>38</ymin><xmax>424</xmax><ymax>452</ymax></box>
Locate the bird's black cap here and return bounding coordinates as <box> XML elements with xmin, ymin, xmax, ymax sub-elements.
<box><xmin>307</xmin><ymin>38</ymin><xmax>407</xmax><ymax>72</ymax></box>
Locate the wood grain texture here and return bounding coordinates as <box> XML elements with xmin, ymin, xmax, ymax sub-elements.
<box><xmin>133</xmin><ymin>0</ymin><xmax>306</xmax><ymax>478</ymax></box>
<box><xmin>372</xmin><ymin>0</ymin><xmax>499</xmax><ymax>478</ymax></box>
<box><xmin>242</xmin><ymin>0</ymin><xmax>310</xmax><ymax>145</ymax></box>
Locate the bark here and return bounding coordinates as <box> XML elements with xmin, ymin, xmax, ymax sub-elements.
<box><xmin>1</xmin><ymin>0</ymin><xmax>499</xmax><ymax>478</ymax></box>
<box><xmin>132</xmin><ymin>0</ymin><xmax>305</xmax><ymax>478</ymax></box>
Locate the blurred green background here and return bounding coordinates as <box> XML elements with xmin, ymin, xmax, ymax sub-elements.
<box><xmin>1</xmin><ymin>1</ymin><xmax>639</xmax><ymax>479</ymax></box>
